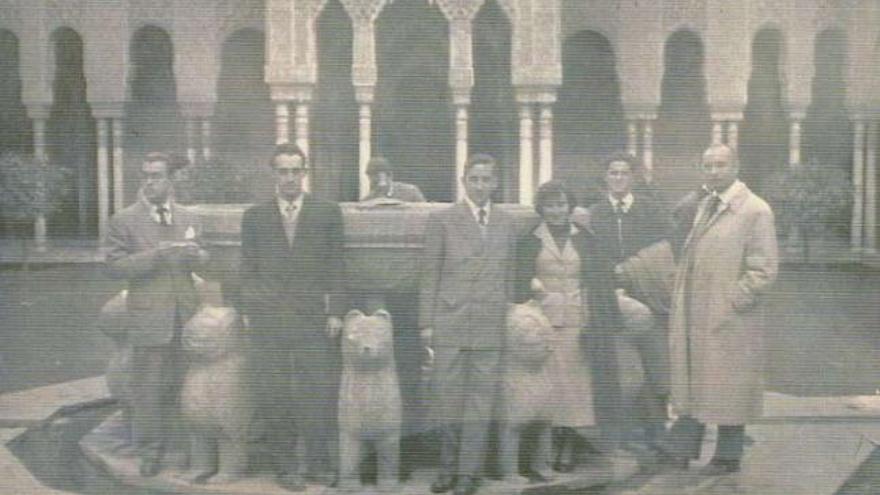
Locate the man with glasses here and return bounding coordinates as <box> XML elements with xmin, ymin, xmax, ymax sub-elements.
<box><xmin>239</xmin><ymin>143</ymin><xmax>347</xmax><ymax>491</ymax></box>
<box><xmin>659</xmin><ymin>143</ymin><xmax>778</xmax><ymax>476</ymax></box>
<box><xmin>105</xmin><ymin>152</ymin><xmax>209</xmax><ymax>477</ymax></box>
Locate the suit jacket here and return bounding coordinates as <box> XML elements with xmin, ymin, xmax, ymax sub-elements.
<box><xmin>240</xmin><ymin>194</ymin><xmax>347</xmax><ymax>346</ymax></box>
<box><xmin>587</xmin><ymin>193</ymin><xmax>672</xmax><ymax>266</ymax></box>
<box><xmin>669</xmin><ymin>181</ymin><xmax>778</xmax><ymax>424</ymax></box>
<box><xmin>419</xmin><ymin>202</ymin><xmax>516</xmax><ymax>350</ymax></box>
<box><xmin>104</xmin><ymin>199</ymin><xmax>206</xmax><ymax>347</ymax></box>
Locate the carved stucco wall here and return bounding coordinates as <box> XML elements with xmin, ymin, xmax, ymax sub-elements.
<box><xmin>1</xmin><ymin>0</ymin><xmax>877</xmax><ymax>117</ymax></box>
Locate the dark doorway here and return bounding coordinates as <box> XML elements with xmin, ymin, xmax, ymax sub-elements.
<box><xmin>0</xmin><ymin>30</ymin><xmax>32</xmax><ymax>238</ymax></box>
<box><xmin>471</xmin><ymin>0</ymin><xmax>516</xmax><ymax>202</ymax></box>
<box><xmin>555</xmin><ymin>30</ymin><xmax>626</xmax><ymax>206</ymax></box>
<box><xmin>375</xmin><ymin>0</ymin><xmax>452</xmax><ymax>201</ymax></box>
<box><xmin>803</xmin><ymin>28</ymin><xmax>852</xmax><ymax>171</ymax></box>
<box><xmin>214</xmin><ymin>29</ymin><xmax>274</xmax><ymax>171</ymax></box>
<box><xmin>656</xmin><ymin>29</ymin><xmax>710</xmax><ymax>199</ymax></box>
<box><xmin>127</xmin><ymin>25</ymin><xmax>181</xmax><ymax>203</ymax></box>
<box><xmin>313</xmin><ymin>0</ymin><xmax>358</xmax><ymax>201</ymax></box>
<box><xmin>740</xmin><ymin>28</ymin><xmax>788</xmax><ymax>194</ymax></box>
<box><xmin>48</xmin><ymin>27</ymin><xmax>96</xmax><ymax>237</ymax></box>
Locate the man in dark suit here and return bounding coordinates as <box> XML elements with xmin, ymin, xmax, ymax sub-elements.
<box><xmin>105</xmin><ymin>152</ymin><xmax>209</xmax><ymax>477</ymax></box>
<box><xmin>586</xmin><ymin>152</ymin><xmax>674</xmax><ymax>458</ymax></box>
<box><xmin>419</xmin><ymin>154</ymin><xmax>516</xmax><ymax>495</ymax></box>
<box><xmin>239</xmin><ymin>143</ymin><xmax>347</xmax><ymax>491</ymax></box>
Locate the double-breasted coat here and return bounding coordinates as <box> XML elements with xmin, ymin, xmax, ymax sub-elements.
<box><xmin>669</xmin><ymin>181</ymin><xmax>778</xmax><ymax>424</ymax></box>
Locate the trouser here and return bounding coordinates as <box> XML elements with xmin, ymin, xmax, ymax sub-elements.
<box><xmin>432</xmin><ymin>348</ymin><xmax>501</xmax><ymax>478</ymax></box>
<box><xmin>130</xmin><ymin>338</ymin><xmax>183</xmax><ymax>456</ymax></box>
<box><xmin>250</xmin><ymin>335</ymin><xmax>341</xmax><ymax>476</ymax></box>
<box><xmin>663</xmin><ymin>416</ymin><xmax>745</xmax><ymax>461</ymax></box>
<box><xmin>617</xmin><ymin>292</ymin><xmax>671</xmax><ymax>446</ymax></box>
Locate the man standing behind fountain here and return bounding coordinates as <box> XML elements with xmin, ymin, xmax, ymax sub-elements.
<box><xmin>419</xmin><ymin>154</ymin><xmax>516</xmax><ymax>495</ymax></box>
<box><xmin>105</xmin><ymin>152</ymin><xmax>209</xmax><ymax>478</ymax></box>
<box><xmin>239</xmin><ymin>143</ymin><xmax>347</xmax><ymax>491</ymax></box>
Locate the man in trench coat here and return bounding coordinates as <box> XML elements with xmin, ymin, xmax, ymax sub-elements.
<box><xmin>660</xmin><ymin>143</ymin><xmax>778</xmax><ymax>475</ymax></box>
<box><xmin>419</xmin><ymin>154</ymin><xmax>516</xmax><ymax>495</ymax></box>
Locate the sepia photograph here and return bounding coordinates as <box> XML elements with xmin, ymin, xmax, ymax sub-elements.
<box><xmin>0</xmin><ymin>1</ymin><xmax>878</xmax><ymax>494</ymax></box>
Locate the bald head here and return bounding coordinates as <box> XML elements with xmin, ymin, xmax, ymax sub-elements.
<box><xmin>701</xmin><ymin>143</ymin><xmax>739</xmax><ymax>192</ymax></box>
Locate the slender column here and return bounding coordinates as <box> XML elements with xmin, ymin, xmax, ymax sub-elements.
<box><xmin>642</xmin><ymin>120</ymin><xmax>654</xmax><ymax>183</ymax></box>
<box><xmin>185</xmin><ymin>119</ymin><xmax>198</xmax><ymax>165</ymax></box>
<box><xmin>518</xmin><ymin>103</ymin><xmax>535</xmax><ymax>205</ymax></box>
<box><xmin>275</xmin><ymin>102</ymin><xmax>290</xmax><ymax>145</ymax></box>
<box><xmin>201</xmin><ymin>119</ymin><xmax>212</xmax><ymax>162</ymax></box>
<box><xmin>294</xmin><ymin>101</ymin><xmax>310</xmax><ymax>191</ymax></box>
<box><xmin>626</xmin><ymin>120</ymin><xmax>638</xmax><ymax>157</ymax></box>
<box><xmin>865</xmin><ymin>121</ymin><xmax>877</xmax><ymax>253</ymax></box>
<box><xmin>455</xmin><ymin>104</ymin><xmax>469</xmax><ymax>200</ymax></box>
<box><xmin>357</xmin><ymin>102</ymin><xmax>372</xmax><ymax>198</ymax></box>
<box><xmin>112</xmin><ymin>118</ymin><xmax>124</xmax><ymax>211</ymax></box>
<box><xmin>96</xmin><ymin>119</ymin><xmax>110</xmax><ymax>242</ymax></box>
<box><xmin>789</xmin><ymin>118</ymin><xmax>803</xmax><ymax>166</ymax></box>
<box><xmin>538</xmin><ymin>103</ymin><xmax>554</xmax><ymax>185</ymax></box>
<box><xmin>852</xmin><ymin>120</ymin><xmax>866</xmax><ymax>251</ymax></box>
<box><xmin>711</xmin><ymin>121</ymin><xmax>724</xmax><ymax>145</ymax></box>
<box><xmin>31</xmin><ymin>114</ymin><xmax>48</xmax><ymax>251</ymax></box>
<box><xmin>726</xmin><ymin>121</ymin><xmax>739</xmax><ymax>151</ymax></box>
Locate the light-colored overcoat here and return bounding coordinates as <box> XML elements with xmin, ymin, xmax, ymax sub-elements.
<box><xmin>669</xmin><ymin>181</ymin><xmax>778</xmax><ymax>424</ymax></box>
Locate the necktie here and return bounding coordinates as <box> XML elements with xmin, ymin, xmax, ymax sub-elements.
<box><xmin>696</xmin><ymin>194</ymin><xmax>721</xmax><ymax>230</ymax></box>
<box><xmin>284</xmin><ymin>204</ymin><xmax>297</xmax><ymax>245</ymax></box>
<box><xmin>614</xmin><ymin>199</ymin><xmax>626</xmax><ymax>215</ymax></box>
<box><xmin>156</xmin><ymin>206</ymin><xmax>169</xmax><ymax>226</ymax></box>
<box><xmin>478</xmin><ymin>208</ymin><xmax>487</xmax><ymax>227</ymax></box>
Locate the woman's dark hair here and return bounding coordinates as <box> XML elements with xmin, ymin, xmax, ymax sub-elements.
<box><xmin>534</xmin><ymin>179</ymin><xmax>576</xmax><ymax>216</ymax></box>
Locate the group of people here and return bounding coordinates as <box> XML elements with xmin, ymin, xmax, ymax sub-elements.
<box><xmin>105</xmin><ymin>140</ymin><xmax>778</xmax><ymax>494</ymax></box>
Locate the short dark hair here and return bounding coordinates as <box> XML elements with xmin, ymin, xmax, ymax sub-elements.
<box><xmin>366</xmin><ymin>156</ymin><xmax>393</xmax><ymax>176</ymax></box>
<box><xmin>269</xmin><ymin>143</ymin><xmax>308</xmax><ymax>169</ymax></box>
<box><xmin>463</xmin><ymin>153</ymin><xmax>498</xmax><ymax>178</ymax></box>
<box><xmin>534</xmin><ymin>179</ymin><xmax>576</xmax><ymax>216</ymax></box>
<box><xmin>144</xmin><ymin>151</ymin><xmax>189</xmax><ymax>176</ymax></box>
<box><xmin>601</xmin><ymin>151</ymin><xmax>639</xmax><ymax>173</ymax></box>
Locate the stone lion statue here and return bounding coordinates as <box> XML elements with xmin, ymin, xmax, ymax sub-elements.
<box><xmin>337</xmin><ymin>309</ymin><xmax>402</xmax><ymax>492</ymax></box>
<box><xmin>498</xmin><ymin>300</ymin><xmax>557</xmax><ymax>484</ymax></box>
<box><xmin>179</xmin><ymin>305</ymin><xmax>252</xmax><ymax>484</ymax></box>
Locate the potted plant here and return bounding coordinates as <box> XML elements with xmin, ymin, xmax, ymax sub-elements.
<box><xmin>766</xmin><ymin>160</ymin><xmax>852</xmax><ymax>262</ymax></box>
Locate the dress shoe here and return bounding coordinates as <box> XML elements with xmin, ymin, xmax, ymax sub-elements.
<box><xmin>277</xmin><ymin>472</ymin><xmax>307</xmax><ymax>492</ymax></box>
<box><xmin>698</xmin><ymin>458</ymin><xmax>740</xmax><ymax>476</ymax></box>
<box><xmin>139</xmin><ymin>454</ymin><xmax>162</xmax><ymax>478</ymax></box>
<box><xmin>454</xmin><ymin>476</ymin><xmax>480</xmax><ymax>495</ymax></box>
<box><xmin>430</xmin><ymin>472</ymin><xmax>456</xmax><ymax>493</ymax></box>
<box><xmin>553</xmin><ymin>460</ymin><xmax>575</xmax><ymax>473</ymax></box>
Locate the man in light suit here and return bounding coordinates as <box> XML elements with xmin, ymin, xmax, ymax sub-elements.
<box><xmin>660</xmin><ymin>143</ymin><xmax>778</xmax><ymax>475</ymax></box>
<box><xmin>419</xmin><ymin>154</ymin><xmax>516</xmax><ymax>495</ymax></box>
<box><xmin>105</xmin><ymin>152</ymin><xmax>209</xmax><ymax>477</ymax></box>
<box><xmin>239</xmin><ymin>143</ymin><xmax>347</xmax><ymax>491</ymax></box>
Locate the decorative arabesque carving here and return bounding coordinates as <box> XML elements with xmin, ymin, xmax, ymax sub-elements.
<box><xmin>339</xmin><ymin>0</ymin><xmax>388</xmax><ymax>24</ymax></box>
<box><xmin>430</xmin><ymin>0</ymin><xmax>486</xmax><ymax>21</ymax></box>
<box><xmin>0</xmin><ymin>0</ymin><xmax>22</xmax><ymax>31</ymax></box>
<box><xmin>217</xmin><ymin>0</ymin><xmax>265</xmax><ymax>36</ymax></box>
<box><xmin>131</xmin><ymin>0</ymin><xmax>175</xmax><ymax>29</ymax></box>
<box><xmin>298</xmin><ymin>0</ymin><xmax>332</xmax><ymax>20</ymax></box>
<box><xmin>45</xmin><ymin>0</ymin><xmax>86</xmax><ymax>29</ymax></box>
